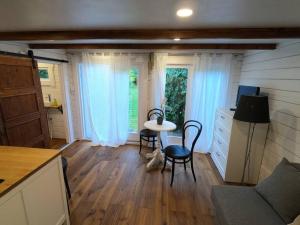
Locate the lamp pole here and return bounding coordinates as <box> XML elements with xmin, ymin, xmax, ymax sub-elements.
<box><xmin>241</xmin><ymin>122</ymin><xmax>256</xmax><ymax>184</ymax></box>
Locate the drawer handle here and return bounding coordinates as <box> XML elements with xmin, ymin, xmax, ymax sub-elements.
<box><xmin>220</xmin><ymin>115</ymin><xmax>225</xmax><ymax>120</ymax></box>
<box><xmin>217</xmin><ymin>140</ymin><xmax>222</xmax><ymax>145</ymax></box>
<box><xmin>216</xmin><ymin>152</ymin><xmax>220</xmax><ymax>157</ymax></box>
<box><xmin>218</xmin><ymin>128</ymin><xmax>223</xmax><ymax>132</ymax></box>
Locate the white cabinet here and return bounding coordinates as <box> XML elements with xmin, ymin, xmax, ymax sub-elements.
<box><xmin>210</xmin><ymin>108</ymin><xmax>268</xmax><ymax>184</ymax></box>
<box><xmin>0</xmin><ymin>156</ymin><xmax>70</xmax><ymax>225</ymax></box>
<box><xmin>0</xmin><ymin>192</ymin><xmax>28</xmax><ymax>225</ymax></box>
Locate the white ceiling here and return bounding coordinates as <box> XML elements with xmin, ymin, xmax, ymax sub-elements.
<box><xmin>1</xmin><ymin>0</ymin><xmax>300</xmax><ymax>31</ymax></box>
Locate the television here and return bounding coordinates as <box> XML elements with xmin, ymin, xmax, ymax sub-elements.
<box><xmin>234</xmin><ymin>85</ymin><xmax>260</xmax><ymax>108</ymax></box>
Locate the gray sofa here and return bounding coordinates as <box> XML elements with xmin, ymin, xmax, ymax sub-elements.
<box><xmin>211</xmin><ymin>185</ymin><xmax>285</xmax><ymax>225</ymax></box>
<box><xmin>211</xmin><ymin>158</ymin><xmax>300</xmax><ymax>225</ymax></box>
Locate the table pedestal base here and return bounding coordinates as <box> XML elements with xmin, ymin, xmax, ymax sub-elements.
<box><xmin>146</xmin><ymin>148</ymin><xmax>171</xmax><ymax>171</ymax></box>
<box><xmin>142</xmin><ymin>121</ymin><xmax>176</xmax><ymax>171</ymax></box>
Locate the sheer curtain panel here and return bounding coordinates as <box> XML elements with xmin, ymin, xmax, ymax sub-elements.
<box><xmin>79</xmin><ymin>53</ymin><xmax>130</xmax><ymax>147</ymax></box>
<box><xmin>149</xmin><ymin>53</ymin><xmax>169</xmax><ymax>147</ymax></box>
<box><xmin>185</xmin><ymin>53</ymin><xmax>232</xmax><ymax>153</ymax></box>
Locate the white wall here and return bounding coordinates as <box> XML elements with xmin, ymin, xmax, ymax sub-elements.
<box><xmin>38</xmin><ymin>62</ymin><xmax>66</xmax><ymax>139</ymax></box>
<box><xmin>0</xmin><ymin>42</ymin><xmax>68</xmax><ymax>60</ymax></box>
<box><xmin>239</xmin><ymin>40</ymin><xmax>300</xmax><ymax>180</ymax></box>
<box><xmin>228</xmin><ymin>55</ymin><xmax>243</xmax><ymax>108</ymax></box>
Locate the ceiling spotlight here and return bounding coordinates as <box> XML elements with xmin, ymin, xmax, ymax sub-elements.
<box><xmin>176</xmin><ymin>8</ymin><xmax>193</xmax><ymax>17</ymax></box>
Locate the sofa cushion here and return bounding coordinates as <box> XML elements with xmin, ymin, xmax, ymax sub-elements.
<box><xmin>211</xmin><ymin>185</ymin><xmax>285</xmax><ymax>225</ymax></box>
<box><xmin>255</xmin><ymin>158</ymin><xmax>300</xmax><ymax>224</ymax></box>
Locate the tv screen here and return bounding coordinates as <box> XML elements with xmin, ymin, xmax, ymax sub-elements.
<box><xmin>236</xmin><ymin>85</ymin><xmax>260</xmax><ymax>107</ymax></box>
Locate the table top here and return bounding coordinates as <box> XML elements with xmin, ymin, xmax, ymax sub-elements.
<box><xmin>144</xmin><ymin>120</ymin><xmax>176</xmax><ymax>132</ymax></box>
<box><xmin>0</xmin><ymin>146</ymin><xmax>61</xmax><ymax>198</ymax></box>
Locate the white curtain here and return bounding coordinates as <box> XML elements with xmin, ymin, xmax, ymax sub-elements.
<box><xmin>150</xmin><ymin>53</ymin><xmax>168</xmax><ymax>108</ymax></box>
<box><xmin>79</xmin><ymin>53</ymin><xmax>130</xmax><ymax>147</ymax></box>
<box><xmin>149</xmin><ymin>53</ymin><xmax>168</xmax><ymax>147</ymax></box>
<box><xmin>185</xmin><ymin>53</ymin><xmax>232</xmax><ymax>153</ymax></box>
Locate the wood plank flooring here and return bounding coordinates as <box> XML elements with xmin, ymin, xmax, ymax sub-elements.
<box><xmin>62</xmin><ymin>141</ymin><xmax>221</xmax><ymax>225</ymax></box>
<box><xmin>49</xmin><ymin>138</ymin><xmax>67</xmax><ymax>149</ymax></box>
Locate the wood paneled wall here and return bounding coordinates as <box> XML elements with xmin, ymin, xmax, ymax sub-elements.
<box><xmin>239</xmin><ymin>40</ymin><xmax>300</xmax><ymax>180</ymax></box>
<box><xmin>228</xmin><ymin>55</ymin><xmax>243</xmax><ymax>108</ymax></box>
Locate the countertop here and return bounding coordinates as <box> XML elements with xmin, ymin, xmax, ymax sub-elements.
<box><xmin>0</xmin><ymin>146</ymin><xmax>61</xmax><ymax>198</ymax></box>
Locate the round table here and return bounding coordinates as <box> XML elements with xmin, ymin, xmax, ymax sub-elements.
<box><xmin>144</xmin><ymin>120</ymin><xmax>176</xmax><ymax>171</ymax></box>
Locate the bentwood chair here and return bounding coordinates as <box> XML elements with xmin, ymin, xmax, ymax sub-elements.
<box><xmin>139</xmin><ymin>108</ymin><xmax>164</xmax><ymax>153</ymax></box>
<box><xmin>161</xmin><ymin>120</ymin><xmax>202</xmax><ymax>186</ymax></box>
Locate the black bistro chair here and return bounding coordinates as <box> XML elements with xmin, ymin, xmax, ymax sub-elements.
<box><xmin>161</xmin><ymin>120</ymin><xmax>202</xmax><ymax>186</ymax></box>
<box><xmin>139</xmin><ymin>108</ymin><xmax>164</xmax><ymax>153</ymax></box>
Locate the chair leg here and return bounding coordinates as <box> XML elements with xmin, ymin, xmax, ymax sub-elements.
<box><xmin>161</xmin><ymin>155</ymin><xmax>167</xmax><ymax>173</ymax></box>
<box><xmin>139</xmin><ymin>135</ymin><xmax>142</xmax><ymax>154</ymax></box>
<box><xmin>152</xmin><ymin>138</ymin><xmax>155</xmax><ymax>151</ymax></box>
<box><xmin>160</xmin><ymin>139</ymin><xmax>163</xmax><ymax>149</ymax></box>
<box><xmin>190</xmin><ymin>157</ymin><xmax>196</xmax><ymax>182</ymax></box>
<box><xmin>170</xmin><ymin>159</ymin><xmax>175</xmax><ymax>186</ymax></box>
<box><xmin>183</xmin><ymin>159</ymin><xmax>186</xmax><ymax>171</ymax></box>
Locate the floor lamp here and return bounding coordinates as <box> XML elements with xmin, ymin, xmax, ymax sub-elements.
<box><xmin>233</xmin><ymin>95</ymin><xmax>270</xmax><ymax>184</ymax></box>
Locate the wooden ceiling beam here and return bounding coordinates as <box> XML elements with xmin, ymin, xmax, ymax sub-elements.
<box><xmin>1</xmin><ymin>28</ymin><xmax>300</xmax><ymax>40</ymax></box>
<box><xmin>29</xmin><ymin>43</ymin><xmax>277</xmax><ymax>50</ymax></box>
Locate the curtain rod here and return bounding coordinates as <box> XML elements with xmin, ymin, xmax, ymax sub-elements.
<box><xmin>67</xmin><ymin>49</ymin><xmax>245</xmax><ymax>55</ymax></box>
<box><xmin>68</xmin><ymin>51</ymin><xmax>243</xmax><ymax>58</ymax></box>
<box><xmin>0</xmin><ymin>50</ymin><xmax>69</xmax><ymax>63</ymax></box>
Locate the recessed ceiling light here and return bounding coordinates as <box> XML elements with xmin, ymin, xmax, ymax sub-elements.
<box><xmin>174</xmin><ymin>38</ymin><xmax>181</xmax><ymax>41</ymax></box>
<box><xmin>176</xmin><ymin>8</ymin><xmax>193</xmax><ymax>17</ymax></box>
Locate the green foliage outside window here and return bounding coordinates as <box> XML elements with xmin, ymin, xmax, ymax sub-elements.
<box><xmin>129</xmin><ymin>68</ymin><xmax>138</xmax><ymax>132</ymax></box>
<box><xmin>165</xmin><ymin>68</ymin><xmax>188</xmax><ymax>136</ymax></box>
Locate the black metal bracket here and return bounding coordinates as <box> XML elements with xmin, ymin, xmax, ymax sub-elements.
<box><xmin>0</xmin><ymin>50</ymin><xmax>69</xmax><ymax>64</ymax></box>
<box><xmin>28</xmin><ymin>50</ymin><xmax>37</xmax><ymax>68</ymax></box>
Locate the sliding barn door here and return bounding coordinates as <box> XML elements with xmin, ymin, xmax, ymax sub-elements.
<box><xmin>0</xmin><ymin>55</ymin><xmax>50</xmax><ymax>147</ymax></box>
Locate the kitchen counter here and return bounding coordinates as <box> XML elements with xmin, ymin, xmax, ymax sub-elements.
<box><xmin>0</xmin><ymin>146</ymin><xmax>70</xmax><ymax>225</ymax></box>
<box><xmin>0</xmin><ymin>146</ymin><xmax>61</xmax><ymax>197</ymax></box>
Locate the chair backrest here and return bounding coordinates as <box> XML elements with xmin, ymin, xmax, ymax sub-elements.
<box><xmin>147</xmin><ymin>108</ymin><xmax>164</xmax><ymax>120</ymax></box>
<box><xmin>182</xmin><ymin>120</ymin><xmax>202</xmax><ymax>153</ymax></box>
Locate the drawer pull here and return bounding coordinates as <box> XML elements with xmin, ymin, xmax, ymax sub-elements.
<box><xmin>220</xmin><ymin>115</ymin><xmax>225</xmax><ymax>119</ymax></box>
<box><xmin>217</xmin><ymin>140</ymin><xmax>222</xmax><ymax>145</ymax></box>
<box><xmin>216</xmin><ymin>152</ymin><xmax>220</xmax><ymax>157</ymax></box>
<box><xmin>218</xmin><ymin>128</ymin><xmax>223</xmax><ymax>132</ymax></box>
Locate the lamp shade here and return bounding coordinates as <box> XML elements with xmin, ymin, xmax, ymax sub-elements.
<box><xmin>233</xmin><ymin>95</ymin><xmax>270</xmax><ymax>123</ymax></box>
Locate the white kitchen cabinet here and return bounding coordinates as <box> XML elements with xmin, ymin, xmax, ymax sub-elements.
<box><xmin>0</xmin><ymin>156</ymin><xmax>70</xmax><ymax>225</ymax></box>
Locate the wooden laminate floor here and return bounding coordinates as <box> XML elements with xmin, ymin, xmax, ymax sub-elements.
<box><xmin>62</xmin><ymin>141</ymin><xmax>221</xmax><ymax>225</ymax></box>
<box><xmin>49</xmin><ymin>138</ymin><xmax>67</xmax><ymax>149</ymax></box>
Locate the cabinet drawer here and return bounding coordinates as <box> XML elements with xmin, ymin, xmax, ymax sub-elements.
<box><xmin>211</xmin><ymin>141</ymin><xmax>227</xmax><ymax>174</ymax></box>
<box><xmin>216</xmin><ymin>110</ymin><xmax>232</xmax><ymax>130</ymax></box>
<box><xmin>214</xmin><ymin>133</ymin><xmax>229</xmax><ymax>157</ymax></box>
<box><xmin>211</xmin><ymin>149</ymin><xmax>226</xmax><ymax>179</ymax></box>
<box><xmin>215</xmin><ymin>121</ymin><xmax>231</xmax><ymax>143</ymax></box>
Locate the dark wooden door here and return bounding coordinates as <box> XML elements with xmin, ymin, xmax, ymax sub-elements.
<box><xmin>0</xmin><ymin>55</ymin><xmax>50</xmax><ymax>147</ymax></box>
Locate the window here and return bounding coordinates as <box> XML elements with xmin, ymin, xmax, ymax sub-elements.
<box><xmin>129</xmin><ymin>68</ymin><xmax>138</xmax><ymax>132</ymax></box>
<box><xmin>165</xmin><ymin>67</ymin><xmax>188</xmax><ymax>136</ymax></box>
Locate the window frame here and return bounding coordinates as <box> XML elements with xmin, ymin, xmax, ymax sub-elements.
<box><xmin>164</xmin><ymin>63</ymin><xmax>193</xmax><ymax>146</ymax></box>
<box><xmin>127</xmin><ymin>57</ymin><xmax>149</xmax><ymax>142</ymax></box>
